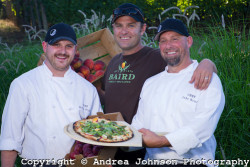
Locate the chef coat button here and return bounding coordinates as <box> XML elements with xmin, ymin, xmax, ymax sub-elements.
<box><xmin>53</xmin><ymin>136</ymin><xmax>56</xmax><ymax>139</ymax></box>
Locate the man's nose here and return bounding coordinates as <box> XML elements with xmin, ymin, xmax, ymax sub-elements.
<box><xmin>59</xmin><ymin>46</ymin><xmax>67</xmax><ymax>54</ymax></box>
<box><xmin>165</xmin><ymin>41</ymin><xmax>172</xmax><ymax>49</ymax></box>
<box><xmin>121</xmin><ymin>27</ymin><xmax>128</xmax><ymax>34</ymax></box>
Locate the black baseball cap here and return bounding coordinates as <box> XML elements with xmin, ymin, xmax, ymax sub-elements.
<box><xmin>154</xmin><ymin>18</ymin><xmax>189</xmax><ymax>41</ymax></box>
<box><xmin>45</xmin><ymin>23</ymin><xmax>77</xmax><ymax>45</ymax></box>
<box><xmin>112</xmin><ymin>3</ymin><xmax>144</xmax><ymax>23</ymax></box>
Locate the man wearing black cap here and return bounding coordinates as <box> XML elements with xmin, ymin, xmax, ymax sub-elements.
<box><xmin>131</xmin><ymin>18</ymin><xmax>225</xmax><ymax>166</ymax></box>
<box><xmin>99</xmin><ymin>3</ymin><xmax>217</xmax><ymax>164</ymax></box>
<box><xmin>0</xmin><ymin>23</ymin><xmax>102</xmax><ymax>166</ymax></box>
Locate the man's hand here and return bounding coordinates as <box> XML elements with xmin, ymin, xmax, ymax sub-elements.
<box><xmin>139</xmin><ymin>128</ymin><xmax>171</xmax><ymax>148</ymax></box>
<box><xmin>189</xmin><ymin>59</ymin><xmax>217</xmax><ymax>90</ymax></box>
<box><xmin>1</xmin><ymin>150</ymin><xmax>18</xmax><ymax>167</ymax></box>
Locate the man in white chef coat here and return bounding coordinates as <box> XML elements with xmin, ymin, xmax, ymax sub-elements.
<box><xmin>0</xmin><ymin>23</ymin><xmax>102</xmax><ymax>166</ymax></box>
<box><xmin>132</xmin><ymin>19</ymin><xmax>225</xmax><ymax>167</ymax></box>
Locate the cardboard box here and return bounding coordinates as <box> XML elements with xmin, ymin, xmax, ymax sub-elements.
<box><xmin>77</xmin><ymin>28</ymin><xmax>121</xmax><ymax>84</ymax></box>
<box><xmin>77</xmin><ymin>28</ymin><xmax>121</xmax><ymax>65</ymax></box>
<box><xmin>64</xmin><ymin>112</ymin><xmax>124</xmax><ymax>167</ymax></box>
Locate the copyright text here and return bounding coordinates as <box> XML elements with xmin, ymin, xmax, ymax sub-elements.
<box><xmin>21</xmin><ymin>158</ymin><xmax>75</xmax><ymax>166</ymax></box>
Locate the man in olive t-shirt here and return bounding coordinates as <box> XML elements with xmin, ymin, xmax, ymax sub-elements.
<box><xmin>103</xmin><ymin>46</ymin><xmax>165</xmax><ymax>124</ymax></box>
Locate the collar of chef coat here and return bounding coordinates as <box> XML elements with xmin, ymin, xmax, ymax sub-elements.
<box><xmin>42</xmin><ymin>62</ymin><xmax>74</xmax><ymax>84</ymax></box>
<box><xmin>164</xmin><ymin>60</ymin><xmax>198</xmax><ymax>75</ymax></box>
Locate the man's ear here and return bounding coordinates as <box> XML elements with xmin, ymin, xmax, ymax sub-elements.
<box><xmin>42</xmin><ymin>41</ymin><xmax>47</xmax><ymax>53</ymax></box>
<box><xmin>140</xmin><ymin>23</ymin><xmax>147</xmax><ymax>35</ymax></box>
<box><xmin>187</xmin><ymin>36</ymin><xmax>193</xmax><ymax>48</ymax></box>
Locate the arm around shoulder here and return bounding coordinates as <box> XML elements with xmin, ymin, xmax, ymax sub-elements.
<box><xmin>202</xmin><ymin>59</ymin><xmax>217</xmax><ymax>74</ymax></box>
<box><xmin>190</xmin><ymin>59</ymin><xmax>218</xmax><ymax>90</ymax></box>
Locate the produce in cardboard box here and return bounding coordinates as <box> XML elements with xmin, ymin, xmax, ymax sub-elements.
<box><xmin>94</xmin><ymin>60</ymin><xmax>106</xmax><ymax>71</ymax></box>
<box><xmin>69</xmin><ymin>141</ymin><xmax>104</xmax><ymax>159</ymax></box>
<box><xmin>70</xmin><ymin>53</ymin><xmax>106</xmax><ymax>83</ymax></box>
<box><xmin>79</xmin><ymin>65</ymin><xmax>90</xmax><ymax>77</ymax></box>
<box><xmin>86</xmin><ymin>74</ymin><xmax>97</xmax><ymax>83</ymax></box>
<box><xmin>74</xmin><ymin>143</ymin><xmax>83</xmax><ymax>154</ymax></box>
<box><xmin>95</xmin><ymin>70</ymin><xmax>105</xmax><ymax>77</ymax></box>
<box><xmin>83</xmin><ymin>59</ymin><xmax>94</xmax><ymax>70</ymax></box>
<box><xmin>71</xmin><ymin>57</ymin><xmax>82</xmax><ymax>70</ymax></box>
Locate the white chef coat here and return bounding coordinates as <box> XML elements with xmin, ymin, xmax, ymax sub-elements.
<box><xmin>132</xmin><ymin>60</ymin><xmax>225</xmax><ymax>166</ymax></box>
<box><xmin>0</xmin><ymin>63</ymin><xmax>102</xmax><ymax>160</ymax></box>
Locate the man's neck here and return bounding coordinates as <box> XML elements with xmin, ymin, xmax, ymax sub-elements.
<box><xmin>122</xmin><ymin>44</ymin><xmax>144</xmax><ymax>56</ymax></box>
<box><xmin>45</xmin><ymin>61</ymin><xmax>67</xmax><ymax>77</ymax></box>
<box><xmin>168</xmin><ymin>59</ymin><xmax>193</xmax><ymax>73</ymax></box>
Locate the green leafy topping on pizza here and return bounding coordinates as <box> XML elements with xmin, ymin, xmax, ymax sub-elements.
<box><xmin>80</xmin><ymin>119</ymin><xmax>129</xmax><ymax>138</ymax></box>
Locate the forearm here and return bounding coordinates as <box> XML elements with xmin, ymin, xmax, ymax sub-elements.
<box><xmin>202</xmin><ymin>59</ymin><xmax>217</xmax><ymax>73</ymax></box>
<box><xmin>190</xmin><ymin>59</ymin><xmax>218</xmax><ymax>89</ymax></box>
<box><xmin>139</xmin><ymin>128</ymin><xmax>172</xmax><ymax>148</ymax></box>
<box><xmin>1</xmin><ymin>150</ymin><xmax>18</xmax><ymax>167</ymax></box>
<box><xmin>159</xmin><ymin>136</ymin><xmax>172</xmax><ymax>147</ymax></box>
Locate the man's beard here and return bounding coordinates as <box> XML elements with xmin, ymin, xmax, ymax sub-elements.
<box><xmin>164</xmin><ymin>56</ymin><xmax>181</xmax><ymax>66</ymax></box>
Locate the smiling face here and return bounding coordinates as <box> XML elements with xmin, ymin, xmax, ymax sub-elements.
<box><xmin>159</xmin><ymin>31</ymin><xmax>193</xmax><ymax>73</ymax></box>
<box><xmin>42</xmin><ymin>40</ymin><xmax>77</xmax><ymax>76</ymax></box>
<box><xmin>112</xmin><ymin>16</ymin><xmax>146</xmax><ymax>55</ymax></box>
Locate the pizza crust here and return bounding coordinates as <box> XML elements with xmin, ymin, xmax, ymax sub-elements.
<box><xmin>73</xmin><ymin>117</ymin><xmax>133</xmax><ymax>143</ymax></box>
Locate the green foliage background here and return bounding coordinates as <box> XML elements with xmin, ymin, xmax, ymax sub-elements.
<box><xmin>41</xmin><ymin>0</ymin><xmax>249</xmax><ymax>26</ymax></box>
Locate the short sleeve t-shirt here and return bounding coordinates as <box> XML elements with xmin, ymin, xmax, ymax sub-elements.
<box><xmin>103</xmin><ymin>46</ymin><xmax>166</xmax><ymax>123</ymax></box>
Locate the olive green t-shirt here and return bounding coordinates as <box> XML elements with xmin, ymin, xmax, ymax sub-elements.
<box><xmin>103</xmin><ymin>46</ymin><xmax>166</xmax><ymax>124</ymax></box>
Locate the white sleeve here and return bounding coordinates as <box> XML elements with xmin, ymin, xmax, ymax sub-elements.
<box><xmin>0</xmin><ymin>79</ymin><xmax>29</xmax><ymax>153</ymax></box>
<box><xmin>166</xmin><ymin>74</ymin><xmax>225</xmax><ymax>155</ymax></box>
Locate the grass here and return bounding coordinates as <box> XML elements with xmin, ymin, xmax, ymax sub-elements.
<box><xmin>190</xmin><ymin>20</ymin><xmax>249</xmax><ymax>160</ymax></box>
<box><xmin>0</xmin><ymin>10</ymin><xmax>249</xmax><ymax>166</ymax></box>
<box><xmin>0</xmin><ymin>42</ymin><xmax>42</xmax><ymax>114</ymax></box>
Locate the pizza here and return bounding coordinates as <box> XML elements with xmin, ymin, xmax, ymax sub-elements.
<box><xmin>73</xmin><ymin>117</ymin><xmax>133</xmax><ymax>143</ymax></box>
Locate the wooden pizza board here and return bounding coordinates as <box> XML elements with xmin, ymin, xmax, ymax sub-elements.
<box><xmin>64</xmin><ymin>121</ymin><xmax>142</xmax><ymax>147</ymax></box>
